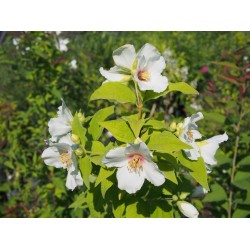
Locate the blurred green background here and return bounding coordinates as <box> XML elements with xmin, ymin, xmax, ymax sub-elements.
<box><xmin>0</xmin><ymin>31</ymin><xmax>249</xmax><ymax>217</ymax></box>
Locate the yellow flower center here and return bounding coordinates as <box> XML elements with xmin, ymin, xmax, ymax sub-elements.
<box><xmin>128</xmin><ymin>154</ymin><xmax>143</xmax><ymax>173</ymax></box>
<box><xmin>187</xmin><ymin>129</ymin><xmax>194</xmax><ymax>142</ymax></box>
<box><xmin>138</xmin><ymin>70</ymin><xmax>150</xmax><ymax>81</ymax></box>
<box><xmin>59</xmin><ymin>152</ymin><xmax>71</xmax><ymax>169</ymax></box>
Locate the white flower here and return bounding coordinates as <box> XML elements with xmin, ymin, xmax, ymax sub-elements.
<box><xmin>102</xmin><ymin>142</ymin><xmax>165</xmax><ymax>194</ymax></box>
<box><xmin>196</xmin><ymin>132</ymin><xmax>229</xmax><ymax>166</ymax></box>
<box><xmin>99</xmin><ymin>44</ymin><xmax>136</xmax><ymax>84</ymax></box>
<box><xmin>13</xmin><ymin>38</ymin><xmax>20</xmax><ymax>49</ymax></box>
<box><xmin>56</xmin><ymin>38</ymin><xmax>69</xmax><ymax>52</ymax></box>
<box><xmin>184</xmin><ymin>132</ymin><xmax>229</xmax><ymax>171</ymax></box>
<box><xmin>70</xmin><ymin>59</ymin><xmax>77</xmax><ymax>69</ymax></box>
<box><xmin>48</xmin><ymin>99</ymin><xmax>73</xmax><ymax>142</ymax></box>
<box><xmin>179</xmin><ymin>112</ymin><xmax>204</xmax><ymax>149</ymax></box>
<box><xmin>177</xmin><ymin>201</ymin><xmax>199</xmax><ymax>218</ymax></box>
<box><xmin>41</xmin><ymin>134</ymin><xmax>83</xmax><ymax>191</ymax></box>
<box><xmin>134</xmin><ymin>43</ymin><xmax>168</xmax><ymax>93</ymax></box>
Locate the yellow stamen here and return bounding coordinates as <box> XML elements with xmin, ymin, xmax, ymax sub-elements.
<box><xmin>187</xmin><ymin>129</ymin><xmax>194</xmax><ymax>142</ymax></box>
<box><xmin>128</xmin><ymin>155</ymin><xmax>143</xmax><ymax>173</ymax></box>
<box><xmin>59</xmin><ymin>152</ymin><xmax>71</xmax><ymax>169</ymax></box>
<box><xmin>138</xmin><ymin>70</ymin><xmax>150</xmax><ymax>81</ymax></box>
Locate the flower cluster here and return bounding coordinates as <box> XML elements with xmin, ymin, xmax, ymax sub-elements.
<box><xmin>41</xmin><ymin>99</ymin><xmax>83</xmax><ymax>191</ymax></box>
<box><xmin>41</xmin><ymin>43</ymin><xmax>229</xmax><ymax>218</ymax></box>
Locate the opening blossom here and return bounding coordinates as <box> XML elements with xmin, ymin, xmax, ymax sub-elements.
<box><xmin>48</xmin><ymin>99</ymin><xmax>73</xmax><ymax>142</ymax></box>
<box><xmin>41</xmin><ymin>134</ymin><xmax>83</xmax><ymax>191</ymax></box>
<box><xmin>99</xmin><ymin>43</ymin><xmax>168</xmax><ymax>93</ymax></box>
<box><xmin>102</xmin><ymin>142</ymin><xmax>165</xmax><ymax>194</ymax></box>
<box><xmin>178</xmin><ymin>112</ymin><xmax>228</xmax><ymax>171</ymax></box>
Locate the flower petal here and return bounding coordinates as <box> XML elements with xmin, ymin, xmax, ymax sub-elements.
<box><xmin>102</xmin><ymin>147</ymin><xmax>128</xmax><ymax>168</ymax></box>
<box><xmin>183</xmin><ymin>147</ymin><xmax>200</xmax><ymax>161</ymax></box>
<box><xmin>137</xmin><ymin>74</ymin><xmax>168</xmax><ymax>93</ymax></box>
<box><xmin>124</xmin><ymin>142</ymin><xmax>152</xmax><ymax>161</ymax></box>
<box><xmin>116</xmin><ymin>167</ymin><xmax>145</xmax><ymax>194</ymax></box>
<box><xmin>58</xmin><ymin>133</ymin><xmax>74</xmax><ymax>146</ymax></box>
<box><xmin>99</xmin><ymin>66</ymin><xmax>130</xmax><ymax>83</ymax></box>
<box><xmin>199</xmin><ymin>133</ymin><xmax>228</xmax><ymax>165</ymax></box>
<box><xmin>113</xmin><ymin>44</ymin><xmax>136</xmax><ymax>70</ymax></box>
<box><xmin>66</xmin><ymin>168</ymin><xmax>83</xmax><ymax>190</ymax></box>
<box><xmin>137</xmin><ymin>43</ymin><xmax>161</xmax><ymax>62</ymax></box>
<box><xmin>41</xmin><ymin>147</ymin><xmax>63</xmax><ymax>168</ymax></box>
<box><xmin>205</xmin><ymin>132</ymin><xmax>228</xmax><ymax>144</ymax></box>
<box><xmin>143</xmin><ymin>160</ymin><xmax>165</xmax><ymax>186</ymax></box>
<box><xmin>147</xmin><ymin>55</ymin><xmax>166</xmax><ymax>73</ymax></box>
<box><xmin>59</xmin><ymin>99</ymin><xmax>73</xmax><ymax>121</ymax></box>
<box><xmin>190</xmin><ymin>112</ymin><xmax>204</xmax><ymax>124</ymax></box>
<box><xmin>48</xmin><ymin>117</ymin><xmax>72</xmax><ymax>141</ymax></box>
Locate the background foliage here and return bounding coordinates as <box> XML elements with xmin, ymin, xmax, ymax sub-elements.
<box><xmin>0</xmin><ymin>31</ymin><xmax>249</xmax><ymax>217</ymax></box>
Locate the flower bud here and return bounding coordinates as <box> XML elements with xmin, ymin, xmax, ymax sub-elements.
<box><xmin>77</xmin><ymin>113</ymin><xmax>85</xmax><ymax>124</ymax></box>
<box><xmin>71</xmin><ymin>134</ymin><xmax>80</xmax><ymax>144</ymax></box>
<box><xmin>169</xmin><ymin>121</ymin><xmax>177</xmax><ymax>131</ymax></box>
<box><xmin>172</xmin><ymin>195</ymin><xmax>178</xmax><ymax>202</ymax></box>
<box><xmin>175</xmin><ymin>122</ymin><xmax>183</xmax><ymax>136</ymax></box>
<box><xmin>177</xmin><ymin>201</ymin><xmax>199</xmax><ymax>218</ymax></box>
<box><xmin>75</xmin><ymin>147</ymin><xmax>85</xmax><ymax>157</ymax></box>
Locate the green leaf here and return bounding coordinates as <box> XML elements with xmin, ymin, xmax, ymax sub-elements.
<box><xmin>144</xmin><ymin>119</ymin><xmax>166</xmax><ymax>130</ymax></box>
<box><xmin>149</xmin><ymin>201</ymin><xmax>173</xmax><ymax>218</ymax></box>
<box><xmin>101</xmin><ymin>178</ymin><xmax>113</xmax><ymax>198</ymax></box>
<box><xmin>95</xmin><ymin>167</ymin><xmax>115</xmax><ymax>187</ymax></box>
<box><xmin>90</xmin><ymin>82</ymin><xmax>136</xmax><ymax>104</ymax></box>
<box><xmin>113</xmin><ymin>203</ymin><xmax>125</xmax><ymax>218</ymax></box>
<box><xmin>122</xmin><ymin>114</ymin><xmax>145</xmax><ymax>138</ymax></box>
<box><xmin>177</xmin><ymin>151</ymin><xmax>209</xmax><ymax>190</ymax></box>
<box><xmin>69</xmin><ymin>193</ymin><xmax>86</xmax><ymax>209</ymax></box>
<box><xmin>203</xmin><ymin>183</ymin><xmax>227</xmax><ymax>202</ymax></box>
<box><xmin>238</xmin><ymin>156</ymin><xmax>250</xmax><ymax>171</ymax></box>
<box><xmin>147</xmin><ymin>131</ymin><xmax>192</xmax><ymax>153</ymax></box>
<box><xmin>157</xmin><ymin>156</ymin><xmax>178</xmax><ymax>184</ymax></box>
<box><xmin>88</xmin><ymin>106</ymin><xmax>114</xmax><ymax>140</ymax></box>
<box><xmin>99</xmin><ymin>120</ymin><xmax>135</xmax><ymax>143</ymax></box>
<box><xmin>233</xmin><ymin>171</ymin><xmax>250</xmax><ymax>190</ymax></box>
<box><xmin>144</xmin><ymin>82</ymin><xmax>199</xmax><ymax>102</ymax></box>
<box><xmin>72</xmin><ymin>113</ymin><xmax>87</xmax><ymax>147</ymax></box>
<box><xmin>125</xmin><ymin>202</ymin><xmax>144</xmax><ymax>218</ymax></box>
<box><xmin>79</xmin><ymin>156</ymin><xmax>92</xmax><ymax>189</ymax></box>
<box><xmin>232</xmin><ymin>209</ymin><xmax>250</xmax><ymax>218</ymax></box>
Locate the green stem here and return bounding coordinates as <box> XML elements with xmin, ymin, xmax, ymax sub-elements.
<box><xmin>132</xmin><ymin>78</ymin><xmax>142</xmax><ymax>120</ymax></box>
<box><xmin>227</xmin><ymin>107</ymin><xmax>243</xmax><ymax>218</ymax></box>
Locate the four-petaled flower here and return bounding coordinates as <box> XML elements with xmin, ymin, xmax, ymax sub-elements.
<box><xmin>102</xmin><ymin>142</ymin><xmax>165</xmax><ymax>194</ymax></box>
<box><xmin>99</xmin><ymin>43</ymin><xmax>168</xmax><ymax>93</ymax></box>
<box><xmin>134</xmin><ymin>43</ymin><xmax>168</xmax><ymax>93</ymax></box>
<box><xmin>41</xmin><ymin>134</ymin><xmax>83</xmax><ymax>191</ymax></box>
<box><xmin>48</xmin><ymin>99</ymin><xmax>73</xmax><ymax>142</ymax></box>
